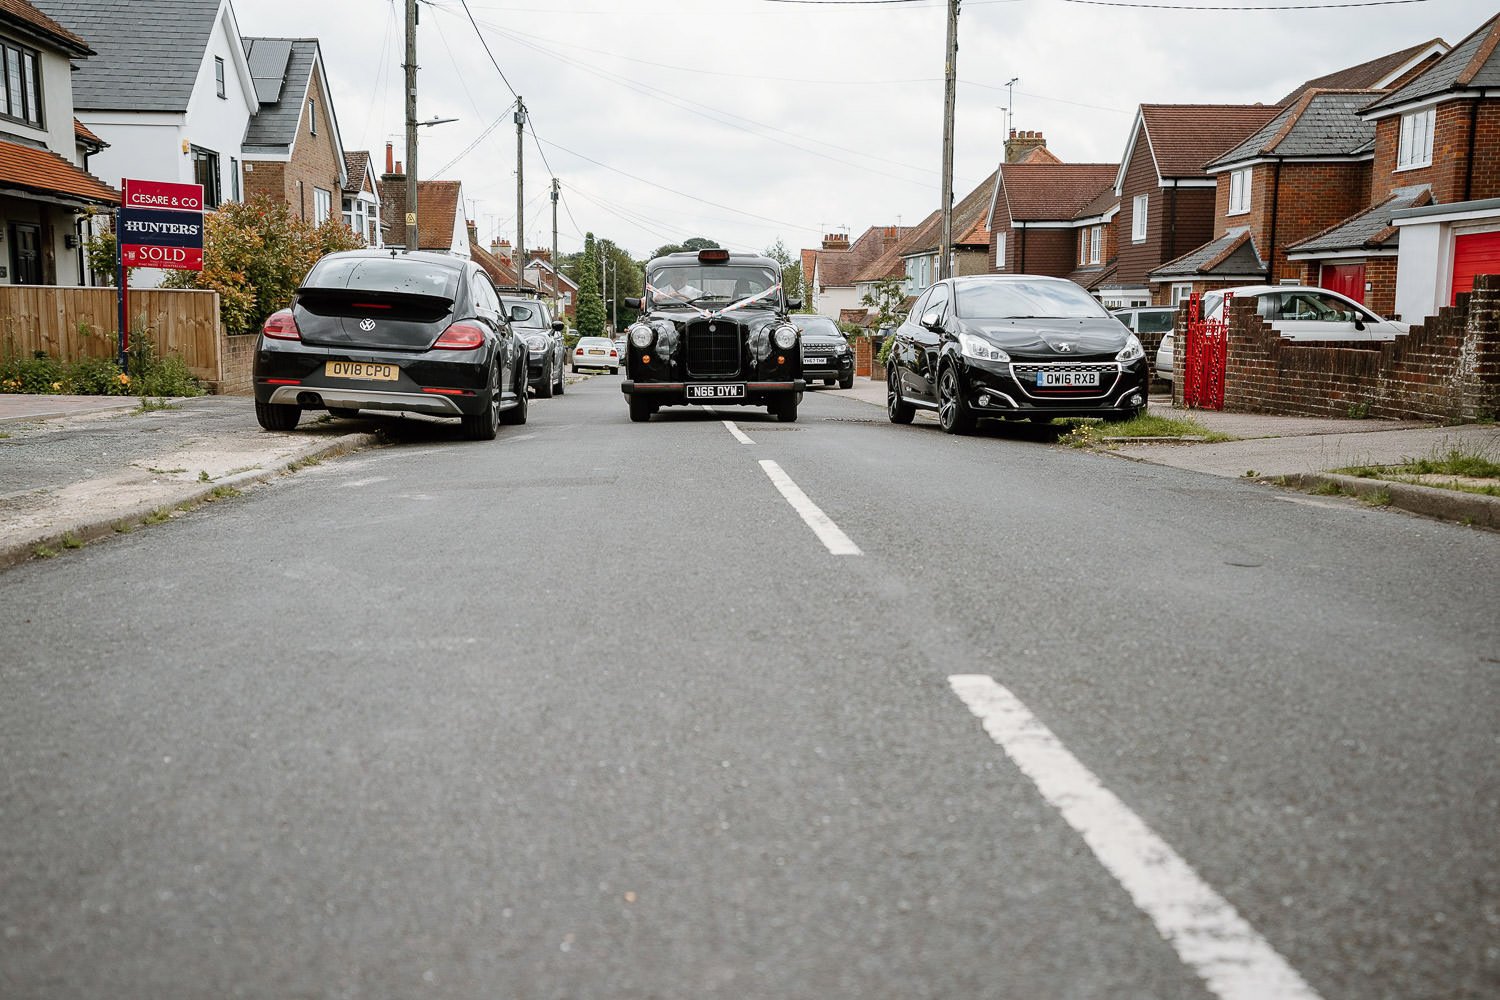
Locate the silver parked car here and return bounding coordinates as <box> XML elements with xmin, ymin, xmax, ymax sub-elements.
<box><xmin>1200</xmin><ymin>285</ymin><xmax>1409</xmax><ymax>341</ymax></box>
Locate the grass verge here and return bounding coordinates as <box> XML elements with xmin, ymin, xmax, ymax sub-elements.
<box><xmin>1064</xmin><ymin>413</ymin><xmax>1235</xmax><ymax>448</ymax></box>
<box><xmin>1335</xmin><ymin>445</ymin><xmax>1500</xmax><ymax>498</ymax></box>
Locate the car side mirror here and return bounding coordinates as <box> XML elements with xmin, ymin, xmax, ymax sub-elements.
<box><xmin>1353</xmin><ymin>316</ymin><xmax>1365</xmax><ymax>330</ymax></box>
<box><xmin>552</xmin><ymin>320</ymin><xmax>564</xmax><ymax>331</ymax></box>
<box><xmin>624</xmin><ymin>297</ymin><xmax>642</xmax><ymax>310</ymax></box>
<box><xmin>921</xmin><ymin>307</ymin><xmax>943</xmax><ymax>331</ymax></box>
<box><xmin>785</xmin><ymin>297</ymin><xmax>803</xmax><ymax>310</ymax></box>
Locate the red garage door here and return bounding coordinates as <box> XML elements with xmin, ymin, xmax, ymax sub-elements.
<box><xmin>1319</xmin><ymin>263</ymin><xmax>1366</xmax><ymax>303</ymax></box>
<box><xmin>1452</xmin><ymin>231</ymin><xmax>1500</xmax><ymax>305</ymax></box>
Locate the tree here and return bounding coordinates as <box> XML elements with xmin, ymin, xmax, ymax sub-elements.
<box><xmin>162</xmin><ymin>196</ymin><xmax>362</xmax><ymax>335</ymax></box>
<box><xmin>575</xmin><ymin>232</ymin><xmax>606</xmax><ymax>338</ymax></box>
<box><xmin>648</xmin><ymin>236</ymin><xmax>719</xmax><ymax>260</ymax></box>
<box><xmin>764</xmin><ymin>238</ymin><xmax>803</xmax><ymax>308</ymax></box>
<box><xmin>861</xmin><ymin>276</ymin><xmax>908</xmax><ymax>333</ymax></box>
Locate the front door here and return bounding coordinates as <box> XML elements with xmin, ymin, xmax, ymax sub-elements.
<box><xmin>9</xmin><ymin>223</ymin><xmax>41</xmax><ymax>285</ymax></box>
<box><xmin>1319</xmin><ymin>263</ymin><xmax>1366</xmax><ymax>304</ymax></box>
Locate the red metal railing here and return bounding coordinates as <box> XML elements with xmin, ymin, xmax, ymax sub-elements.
<box><xmin>1182</xmin><ymin>291</ymin><xmax>1231</xmax><ymax>410</ymax></box>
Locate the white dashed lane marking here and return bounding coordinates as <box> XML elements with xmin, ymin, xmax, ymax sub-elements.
<box><xmin>948</xmin><ymin>675</ymin><xmax>1323</xmax><ymax>1000</ymax></box>
<box><xmin>722</xmin><ymin>420</ymin><xmax>755</xmax><ymax>445</ymax></box>
<box><xmin>758</xmin><ymin>460</ymin><xmax>861</xmax><ymax>556</ymax></box>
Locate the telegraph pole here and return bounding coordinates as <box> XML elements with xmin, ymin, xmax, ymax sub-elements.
<box><xmin>938</xmin><ymin>0</ymin><xmax>960</xmax><ymax>280</ymax></box>
<box><xmin>550</xmin><ymin>177</ymin><xmax>560</xmax><ymax>316</ymax></box>
<box><xmin>403</xmin><ymin>0</ymin><xmax>419</xmax><ymax>252</ymax></box>
<box><xmin>515</xmin><ymin>97</ymin><xmax>527</xmax><ymax>273</ymax></box>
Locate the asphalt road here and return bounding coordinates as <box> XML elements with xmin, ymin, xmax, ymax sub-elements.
<box><xmin>1</xmin><ymin>374</ymin><xmax>1496</xmax><ymax>999</ymax></box>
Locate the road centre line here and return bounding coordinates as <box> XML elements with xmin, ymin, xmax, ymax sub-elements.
<box><xmin>758</xmin><ymin>460</ymin><xmax>862</xmax><ymax>556</ymax></box>
<box><xmin>722</xmin><ymin>420</ymin><xmax>755</xmax><ymax>445</ymax></box>
<box><xmin>948</xmin><ymin>675</ymin><xmax>1323</xmax><ymax>1000</ymax></box>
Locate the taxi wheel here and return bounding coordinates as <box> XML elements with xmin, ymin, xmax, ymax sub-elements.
<box><xmin>629</xmin><ymin>397</ymin><xmax>653</xmax><ymax>422</ymax></box>
<box><xmin>255</xmin><ymin>399</ymin><xmax>301</xmax><ymax>432</ymax></box>
<box><xmin>773</xmin><ymin>396</ymin><xmax>798</xmax><ymax>423</ymax></box>
<box><xmin>537</xmin><ymin>359</ymin><xmax>555</xmax><ymax>398</ymax></box>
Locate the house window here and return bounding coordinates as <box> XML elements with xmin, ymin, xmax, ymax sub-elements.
<box><xmin>308</xmin><ymin>98</ymin><xmax>316</xmax><ymax>136</ymax></box>
<box><xmin>1397</xmin><ymin>107</ymin><xmax>1434</xmax><ymax>169</ymax></box>
<box><xmin>191</xmin><ymin>146</ymin><xmax>221</xmax><ymax>207</ymax></box>
<box><xmin>215</xmin><ymin>57</ymin><xmax>225</xmax><ymax>98</ymax></box>
<box><xmin>995</xmin><ymin>232</ymin><xmax>1006</xmax><ymax>271</ymax></box>
<box><xmin>1170</xmin><ymin>283</ymin><xmax>1193</xmax><ymax>305</ymax></box>
<box><xmin>1089</xmin><ymin>225</ymin><xmax>1102</xmax><ymax>264</ymax></box>
<box><xmin>1132</xmin><ymin>194</ymin><xmax>1148</xmax><ymax>243</ymax></box>
<box><xmin>1228</xmin><ymin>168</ymin><xmax>1251</xmax><ymax>215</ymax></box>
<box><xmin>314</xmin><ymin>188</ymin><xmax>332</xmax><ymax>225</ymax></box>
<box><xmin>0</xmin><ymin>41</ymin><xmax>43</xmax><ymax>127</ymax></box>
<box><xmin>1078</xmin><ymin>230</ymin><xmax>1089</xmax><ymax>266</ymax></box>
<box><xmin>229</xmin><ymin>156</ymin><xmax>239</xmax><ymax>201</ymax></box>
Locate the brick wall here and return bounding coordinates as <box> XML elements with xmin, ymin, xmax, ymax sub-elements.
<box><xmin>216</xmin><ymin>332</ymin><xmax>257</xmax><ymax>395</ymax></box>
<box><xmin>242</xmin><ymin>160</ymin><xmax>284</xmax><ymax>204</ymax></box>
<box><xmin>1370</xmin><ymin>99</ymin><xmax>1500</xmax><ymax>204</ymax></box>
<box><xmin>1014</xmin><ymin>227</ymin><xmax>1074</xmax><ymax>278</ymax></box>
<box><xmin>1188</xmin><ymin>274</ymin><xmax>1500</xmax><ymax>421</ymax></box>
<box><xmin>243</xmin><ymin>65</ymin><xmax>345</xmax><ymax>223</ymax></box>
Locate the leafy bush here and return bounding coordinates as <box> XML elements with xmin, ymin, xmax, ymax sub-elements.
<box><xmin>67</xmin><ymin>354</ymin><xmax>133</xmax><ymax>395</ymax></box>
<box><xmin>0</xmin><ymin>353</ymin><xmax>65</xmax><ymax>394</ymax></box>
<box><xmin>127</xmin><ymin>333</ymin><xmax>204</xmax><ymax>397</ymax></box>
<box><xmin>0</xmin><ymin>333</ymin><xmax>202</xmax><ymax>398</ymax></box>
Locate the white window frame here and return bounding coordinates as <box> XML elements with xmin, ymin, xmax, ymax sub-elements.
<box><xmin>1089</xmin><ymin>225</ymin><xmax>1102</xmax><ymax>265</ymax></box>
<box><xmin>995</xmin><ymin>232</ymin><xmax>1006</xmax><ymax>271</ymax></box>
<box><xmin>1170</xmin><ymin>283</ymin><xmax>1193</xmax><ymax>305</ymax></box>
<box><xmin>1397</xmin><ymin>107</ymin><xmax>1435</xmax><ymax>170</ymax></box>
<box><xmin>1228</xmin><ymin>168</ymin><xmax>1251</xmax><ymax>215</ymax></box>
<box><xmin>314</xmin><ymin>187</ymin><xmax>332</xmax><ymax>225</ymax></box>
<box><xmin>1132</xmin><ymin>194</ymin><xmax>1148</xmax><ymax>243</ymax></box>
<box><xmin>308</xmin><ymin>98</ymin><xmax>317</xmax><ymax>135</ymax></box>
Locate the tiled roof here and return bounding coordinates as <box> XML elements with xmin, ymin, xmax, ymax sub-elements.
<box><xmin>1151</xmin><ymin>229</ymin><xmax>1266</xmax><ymax>279</ymax></box>
<box><xmin>1139</xmin><ymin>105</ymin><xmax>1282</xmax><ymax>178</ymax></box>
<box><xmin>1287</xmin><ymin>186</ymin><xmax>1432</xmax><ymax>255</ymax></box>
<box><xmin>0</xmin><ymin>0</ymin><xmax>91</xmax><ymax>55</ymax></box>
<box><xmin>471</xmin><ymin>241</ymin><xmax>532</xmax><ymax>290</ymax></box>
<box><xmin>74</xmin><ymin>117</ymin><xmax>104</xmax><ymax>148</ymax></box>
<box><xmin>343</xmin><ymin>151</ymin><xmax>371</xmax><ymax>194</ymax></box>
<box><xmin>998</xmin><ymin>163</ymin><xmax>1117</xmax><ymax>223</ymax></box>
<box><xmin>1211</xmin><ymin>90</ymin><xmax>1381</xmax><ymax>168</ymax></box>
<box><xmin>1073</xmin><ymin>185</ymin><xmax>1119</xmax><ymax>222</ymax></box>
<box><xmin>851</xmin><ymin>241</ymin><xmax>908</xmax><ymax>284</ymax></box>
<box><xmin>0</xmin><ymin>139</ymin><xmax>119</xmax><ymax>205</ymax></box>
<box><xmin>1068</xmin><ymin>262</ymin><xmax>1116</xmax><ymax>292</ymax></box>
<box><xmin>815</xmin><ymin>224</ymin><xmax>909</xmax><ymax>288</ymax></box>
<box><xmin>1279</xmin><ymin>38</ymin><xmax>1448</xmax><ymax>104</ymax></box>
<box><xmin>242</xmin><ymin>38</ymin><xmax>319</xmax><ymax>154</ymax></box>
<box><xmin>417</xmin><ymin>179</ymin><xmax>461</xmax><ymax>252</ymax></box>
<box><xmin>1364</xmin><ymin>14</ymin><xmax>1500</xmax><ymax>114</ymax></box>
<box><xmin>904</xmin><ymin>172</ymin><xmax>998</xmax><ymax>256</ymax></box>
<box><xmin>32</xmin><ymin>0</ymin><xmax>220</xmax><ymax>112</ymax></box>
<box><xmin>1017</xmin><ymin>145</ymin><xmax>1062</xmax><ymax>165</ymax></box>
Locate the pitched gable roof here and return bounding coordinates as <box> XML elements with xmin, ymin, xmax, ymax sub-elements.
<box><xmin>1279</xmin><ymin>38</ymin><xmax>1450</xmax><ymax>105</ymax></box>
<box><xmin>417</xmin><ymin>179</ymin><xmax>461</xmax><ymax>252</ymax></box>
<box><xmin>1209</xmin><ymin>90</ymin><xmax>1380</xmax><ymax>169</ymax></box>
<box><xmin>1286</xmin><ymin>186</ymin><xmax>1433</xmax><ymax>256</ymax></box>
<box><xmin>997</xmin><ymin>163</ymin><xmax>1118</xmax><ymax>224</ymax></box>
<box><xmin>1363</xmin><ymin>13</ymin><xmax>1500</xmax><ymax>116</ymax></box>
<box><xmin>1138</xmin><ymin>105</ymin><xmax>1283</xmax><ymax>179</ymax></box>
<box><xmin>242</xmin><ymin>37</ymin><xmax>342</xmax><ymax>181</ymax></box>
<box><xmin>343</xmin><ymin>151</ymin><xmax>373</xmax><ymax>195</ymax></box>
<box><xmin>0</xmin><ymin>138</ymin><xmax>119</xmax><ymax>206</ymax></box>
<box><xmin>815</xmin><ymin>224</ymin><xmax>908</xmax><ymax>288</ymax></box>
<box><xmin>903</xmin><ymin>172</ymin><xmax>999</xmax><ymax>257</ymax></box>
<box><xmin>33</xmin><ymin>0</ymin><xmax>239</xmax><ymax>113</ymax></box>
<box><xmin>1151</xmin><ymin>229</ymin><xmax>1266</xmax><ymax>280</ymax></box>
<box><xmin>470</xmin><ymin>238</ymin><xmax>531</xmax><ymax>291</ymax></box>
<box><xmin>0</xmin><ymin>0</ymin><xmax>92</xmax><ymax>56</ymax></box>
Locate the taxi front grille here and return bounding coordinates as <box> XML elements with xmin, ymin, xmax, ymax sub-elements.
<box><xmin>685</xmin><ymin>320</ymin><xmax>741</xmax><ymax>377</ymax></box>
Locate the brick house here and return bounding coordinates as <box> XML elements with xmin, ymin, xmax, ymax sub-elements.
<box><xmin>241</xmin><ymin>37</ymin><xmax>346</xmax><ymax>226</ymax></box>
<box><xmin>341</xmin><ymin>150</ymin><xmax>382</xmax><ymax>247</ymax></box>
<box><xmin>803</xmin><ymin>226</ymin><xmax>907</xmax><ymax>319</ymax></box>
<box><xmin>899</xmin><ymin>171</ymin><xmax>998</xmax><ymax>295</ymax></box>
<box><xmin>523</xmin><ymin>250</ymin><xmax>578</xmax><ymax>321</ymax></box>
<box><xmin>0</xmin><ymin>0</ymin><xmax>120</xmax><ymax>286</ymax></box>
<box><xmin>985</xmin><ymin>160</ymin><xmax>1117</xmax><ymax>293</ymax></box>
<box><xmin>377</xmin><ymin>157</ymin><xmax>470</xmax><ymax>257</ymax></box>
<box><xmin>1101</xmin><ymin>104</ymin><xmax>1282</xmax><ymax>307</ymax></box>
<box><xmin>1289</xmin><ymin>13</ymin><xmax>1500</xmax><ymax>322</ymax></box>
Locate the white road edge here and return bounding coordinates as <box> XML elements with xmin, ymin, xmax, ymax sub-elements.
<box><xmin>948</xmin><ymin>674</ymin><xmax>1323</xmax><ymax>1000</ymax></box>
<box><xmin>758</xmin><ymin>460</ymin><xmax>862</xmax><ymax>556</ymax></box>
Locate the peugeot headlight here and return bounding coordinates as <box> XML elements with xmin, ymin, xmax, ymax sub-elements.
<box><xmin>959</xmin><ymin>333</ymin><xmax>1009</xmax><ymax>363</ymax></box>
<box><xmin>773</xmin><ymin>325</ymin><xmax>798</xmax><ymax>350</ymax></box>
<box><xmin>629</xmin><ymin>324</ymin><xmax>655</xmax><ymax>349</ymax></box>
<box><xmin>1116</xmin><ymin>334</ymin><xmax>1145</xmax><ymax>363</ymax></box>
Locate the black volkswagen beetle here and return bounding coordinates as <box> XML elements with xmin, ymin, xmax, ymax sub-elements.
<box><xmin>620</xmin><ymin>249</ymin><xmax>804</xmax><ymax>422</ymax></box>
<box><xmin>253</xmin><ymin>250</ymin><xmax>529</xmax><ymax>441</ymax></box>
<box><xmin>792</xmin><ymin>313</ymin><xmax>855</xmax><ymax>389</ymax></box>
<box><xmin>885</xmin><ymin>274</ymin><xmax>1149</xmax><ymax>433</ymax></box>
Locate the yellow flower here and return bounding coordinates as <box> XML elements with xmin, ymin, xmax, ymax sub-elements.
<box><xmin>52</xmin><ymin>381</ymin><xmax>63</xmax><ymax>391</ymax></box>
<box><xmin>118</xmin><ymin>373</ymin><xmax>131</xmax><ymax>385</ymax></box>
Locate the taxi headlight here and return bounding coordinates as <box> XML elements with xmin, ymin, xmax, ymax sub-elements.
<box><xmin>959</xmin><ymin>332</ymin><xmax>1009</xmax><ymax>363</ymax></box>
<box><xmin>1116</xmin><ymin>334</ymin><xmax>1145</xmax><ymax>363</ymax></box>
<box><xmin>629</xmin><ymin>324</ymin><xmax>655</xmax><ymax>349</ymax></box>
<box><xmin>773</xmin><ymin>325</ymin><xmax>798</xmax><ymax>350</ymax></box>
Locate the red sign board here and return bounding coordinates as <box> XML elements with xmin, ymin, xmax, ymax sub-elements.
<box><xmin>120</xmin><ymin>178</ymin><xmax>204</xmax><ymax>272</ymax></box>
<box><xmin>122</xmin><ymin>178</ymin><xmax>205</xmax><ymax>213</ymax></box>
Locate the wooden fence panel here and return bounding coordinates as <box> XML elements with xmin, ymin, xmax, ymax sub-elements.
<box><xmin>0</xmin><ymin>285</ymin><xmax>222</xmax><ymax>382</ymax></box>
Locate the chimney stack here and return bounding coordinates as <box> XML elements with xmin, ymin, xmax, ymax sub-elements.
<box><xmin>1004</xmin><ymin>128</ymin><xmax>1048</xmax><ymax>163</ymax></box>
<box><xmin>822</xmin><ymin>232</ymin><xmax>850</xmax><ymax>251</ymax></box>
<box><xmin>386</xmin><ymin>142</ymin><xmax>394</xmax><ymax>174</ymax></box>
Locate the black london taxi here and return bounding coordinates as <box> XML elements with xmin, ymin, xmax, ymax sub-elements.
<box><xmin>620</xmin><ymin>249</ymin><xmax>804</xmax><ymax>422</ymax></box>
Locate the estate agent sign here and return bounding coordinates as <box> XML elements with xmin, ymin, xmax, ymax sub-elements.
<box><xmin>119</xmin><ymin>179</ymin><xmax>205</xmax><ymax>271</ymax></box>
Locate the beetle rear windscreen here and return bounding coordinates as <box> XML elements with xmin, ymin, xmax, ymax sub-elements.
<box><xmin>304</xmin><ymin>257</ymin><xmax>461</xmax><ymax>301</ymax></box>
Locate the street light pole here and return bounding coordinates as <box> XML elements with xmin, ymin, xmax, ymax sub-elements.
<box><xmin>939</xmin><ymin>0</ymin><xmax>960</xmax><ymax>281</ymax></box>
<box><xmin>515</xmin><ymin>96</ymin><xmax>527</xmax><ymax>275</ymax></box>
<box><xmin>403</xmin><ymin>0</ymin><xmax>419</xmax><ymax>252</ymax></box>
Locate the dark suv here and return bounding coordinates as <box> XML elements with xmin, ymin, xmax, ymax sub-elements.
<box><xmin>621</xmin><ymin>249</ymin><xmax>805</xmax><ymax>422</ymax></box>
<box><xmin>886</xmin><ymin>274</ymin><xmax>1149</xmax><ymax>433</ymax></box>
<box><xmin>792</xmin><ymin>314</ymin><xmax>855</xmax><ymax>389</ymax></box>
<box><xmin>502</xmin><ymin>296</ymin><xmax>566</xmax><ymax>398</ymax></box>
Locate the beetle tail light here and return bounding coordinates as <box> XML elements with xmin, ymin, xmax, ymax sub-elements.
<box><xmin>433</xmin><ymin>321</ymin><xmax>486</xmax><ymax>350</ymax></box>
<box><xmin>263</xmin><ymin>309</ymin><xmax>301</xmax><ymax>341</ymax></box>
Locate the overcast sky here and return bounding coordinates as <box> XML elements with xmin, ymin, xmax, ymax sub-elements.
<box><xmin>236</xmin><ymin>0</ymin><xmax>1489</xmax><ymax>260</ymax></box>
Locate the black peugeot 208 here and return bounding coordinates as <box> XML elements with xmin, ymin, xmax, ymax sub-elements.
<box><xmin>886</xmin><ymin>274</ymin><xmax>1151</xmax><ymax>433</ymax></box>
<box><xmin>253</xmin><ymin>250</ymin><xmax>529</xmax><ymax>441</ymax></box>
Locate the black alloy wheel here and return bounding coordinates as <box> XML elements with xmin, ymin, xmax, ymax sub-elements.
<box><xmin>887</xmin><ymin>370</ymin><xmax>915</xmax><ymax>424</ymax></box>
<box><xmin>536</xmin><ymin>358</ymin><xmax>555</xmax><ymax>398</ymax></box>
<box><xmin>462</xmin><ymin>362</ymin><xmax>502</xmax><ymax>441</ymax></box>
<box><xmin>501</xmin><ymin>367</ymin><xmax>528</xmax><ymax>425</ymax></box>
<box><xmin>255</xmin><ymin>399</ymin><xmax>301</xmax><ymax>432</ymax></box>
<box><xmin>937</xmin><ymin>364</ymin><xmax>976</xmax><ymax>435</ymax></box>
<box><xmin>554</xmin><ymin>359</ymin><xmax>565</xmax><ymax>395</ymax></box>
<box><xmin>838</xmin><ymin>372</ymin><xmax>854</xmax><ymax>390</ymax></box>
<box><xmin>628</xmin><ymin>396</ymin><xmax>653</xmax><ymax>422</ymax></box>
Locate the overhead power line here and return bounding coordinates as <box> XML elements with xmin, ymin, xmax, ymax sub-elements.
<box><xmin>1057</xmin><ymin>0</ymin><xmax>1428</xmax><ymax>7</ymax></box>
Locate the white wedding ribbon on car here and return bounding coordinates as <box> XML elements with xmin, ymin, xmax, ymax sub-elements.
<box><xmin>647</xmin><ymin>282</ymin><xmax>782</xmax><ymax>318</ymax></box>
